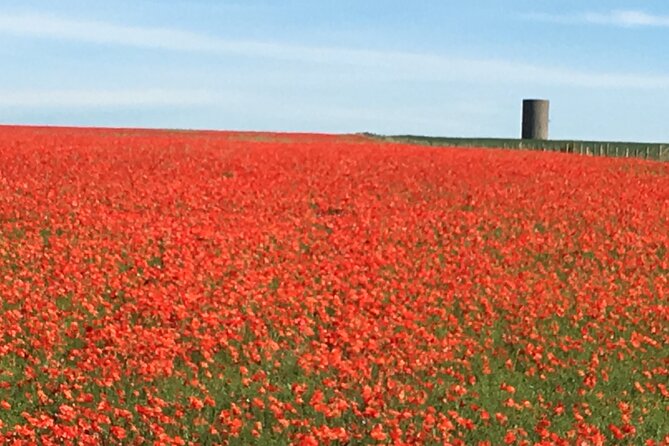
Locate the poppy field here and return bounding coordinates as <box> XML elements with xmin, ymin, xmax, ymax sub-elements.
<box><xmin>0</xmin><ymin>125</ymin><xmax>667</xmax><ymax>445</ymax></box>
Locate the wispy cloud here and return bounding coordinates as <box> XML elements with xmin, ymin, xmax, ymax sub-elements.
<box><xmin>585</xmin><ymin>10</ymin><xmax>669</xmax><ymax>27</ymax></box>
<box><xmin>526</xmin><ymin>9</ymin><xmax>669</xmax><ymax>28</ymax></box>
<box><xmin>2</xmin><ymin>12</ymin><xmax>669</xmax><ymax>90</ymax></box>
<box><xmin>0</xmin><ymin>89</ymin><xmax>225</xmax><ymax>108</ymax></box>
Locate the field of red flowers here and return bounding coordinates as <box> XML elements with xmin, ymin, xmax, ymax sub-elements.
<box><xmin>0</xmin><ymin>125</ymin><xmax>667</xmax><ymax>445</ymax></box>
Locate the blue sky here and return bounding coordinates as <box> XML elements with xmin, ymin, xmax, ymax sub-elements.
<box><xmin>1</xmin><ymin>1</ymin><xmax>669</xmax><ymax>141</ymax></box>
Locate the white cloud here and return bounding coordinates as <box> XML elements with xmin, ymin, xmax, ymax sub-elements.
<box><xmin>526</xmin><ymin>9</ymin><xmax>669</xmax><ymax>28</ymax></box>
<box><xmin>585</xmin><ymin>10</ymin><xmax>669</xmax><ymax>27</ymax></box>
<box><xmin>0</xmin><ymin>89</ymin><xmax>224</xmax><ymax>107</ymax></box>
<box><xmin>1</xmin><ymin>12</ymin><xmax>669</xmax><ymax>89</ymax></box>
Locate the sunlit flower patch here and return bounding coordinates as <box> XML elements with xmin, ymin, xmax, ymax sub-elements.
<box><xmin>0</xmin><ymin>126</ymin><xmax>667</xmax><ymax>445</ymax></box>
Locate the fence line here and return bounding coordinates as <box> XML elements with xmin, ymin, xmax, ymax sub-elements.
<box><xmin>366</xmin><ymin>134</ymin><xmax>669</xmax><ymax>162</ymax></box>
